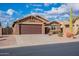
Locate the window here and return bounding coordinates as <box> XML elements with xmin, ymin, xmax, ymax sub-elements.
<box><xmin>51</xmin><ymin>26</ymin><xmax>56</xmax><ymax>30</ymax></box>
<box><xmin>65</xmin><ymin>24</ymin><xmax>69</xmax><ymax>28</ymax></box>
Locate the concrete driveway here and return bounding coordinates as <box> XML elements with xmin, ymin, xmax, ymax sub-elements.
<box><xmin>15</xmin><ymin>34</ymin><xmax>79</xmax><ymax>46</ymax></box>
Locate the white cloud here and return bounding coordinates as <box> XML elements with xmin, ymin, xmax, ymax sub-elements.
<box><xmin>30</xmin><ymin>12</ymin><xmax>58</xmax><ymax>21</ymax></box>
<box><xmin>28</xmin><ymin>3</ymin><xmax>79</xmax><ymax>21</ymax></box>
<box><xmin>0</xmin><ymin>9</ymin><xmax>24</xmax><ymax>27</ymax></box>
<box><xmin>57</xmin><ymin>4</ymin><xmax>68</xmax><ymax>14</ymax></box>
<box><xmin>67</xmin><ymin>3</ymin><xmax>79</xmax><ymax>11</ymax></box>
<box><xmin>43</xmin><ymin>3</ymin><xmax>79</xmax><ymax>21</ymax></box>
<box><xmin>44</xmin><ymin>4</ymin><xmax>68</xmax><ymax>14</ymax></box>
<box><xmin>6</xmin><ymin>9</ymin><xmax>15</xmax><ymax>15</ymax></box>
<box><xmin>0</xmin><ymin>10</ymin><xmax>16</xmax><ymax>27</ymax></box>
<box><xmin>63</xmin><ymin>14</ymin><xmax>69</xmax><ymax>17</ymax></box>
<box><xmin>44</xmin><ymin>3</ymin><xmax>79</xmax><ymax>15</ymax></box>
<box><xmin>34</xmin><ymin>8</ymin><xmax>43</xmax><ymax>11</ymax></box>
<box><xmin>44</xmin><ymin>3</ymin><xmax>52</xmax><ymax>6</ymax></box>
<box><xmin>30</xmin><ymin>3</ymin><xmax>73</xmax><ymax>21</ymax></box>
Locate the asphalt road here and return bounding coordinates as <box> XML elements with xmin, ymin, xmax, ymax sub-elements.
<box><xmin>0</xmin><ymin>42</ymin><xmax>79</xmax><ymax>56</ymax></box>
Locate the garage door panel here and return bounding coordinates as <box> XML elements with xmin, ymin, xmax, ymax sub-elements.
<box><xmin>19</xmin><ymin>24</ymin><xmax>42</xmax><ymax>34</ymax></box>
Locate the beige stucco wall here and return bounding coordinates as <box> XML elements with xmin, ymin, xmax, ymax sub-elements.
<box><xmin>13</xmin><ymin>24</ymin><xmax>19</xmax><ymax>35</ymax></box>
<box><xmin>42</xmin><ymin>24</ymin><xmax>45</xmax><ymax>34</ymax></box>
<box><xmin>73</xmin><ymin>19</ymin><xmax>79</xmax><ymax>35</ymax></box>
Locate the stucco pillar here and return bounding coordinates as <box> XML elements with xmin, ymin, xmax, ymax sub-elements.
<box><xmin>13</xmin><ymin>24</ymin><xmax>19</xmax><ymax>35</ymax></box>
<box><xmin>42</xmin><ymin>24</ymin><xmax>45</xmax><ymax>34</ymax></box>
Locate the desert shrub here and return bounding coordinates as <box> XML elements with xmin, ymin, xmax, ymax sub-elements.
<box><xmin>58</xmin><ymin>31</ymin><xmax>63</xmax><ymax>37</ymax></box>
<box><xmin>66</xmin><ymin>32</ymin><xmax>74</xmax><ymax>38</ymax></box>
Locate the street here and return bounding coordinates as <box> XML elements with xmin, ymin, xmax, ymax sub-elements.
<box><xmin>0</xmin><ymin>42</ymin><xmax>79</xmax><ymax>56</ymax></box>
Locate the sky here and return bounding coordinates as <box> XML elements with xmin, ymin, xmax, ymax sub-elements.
<box><xmin>0</xmin><ymin>3</ymin><xmax>79</xmax><ymax>27</ymax></box>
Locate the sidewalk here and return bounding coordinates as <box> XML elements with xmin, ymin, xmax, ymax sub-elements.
<box><xmin>0</xmin><ymin>34</ymin><xmax>79</xmax><ymax>49</ymax></box>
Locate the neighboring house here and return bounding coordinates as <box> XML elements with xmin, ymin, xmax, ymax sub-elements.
<box><xmin>12</xmin><ymin>15</ymin><xmax>49</xmax><ymax>35</ymax></box>
<box><xmin>73</xmin><ymin>17</ymin><xmax>79</xmax><ymax>35</ymax></box>
<box><xmin>62</xmin><ymin>17</ymin><xmax>79</xmax><ymax>36</ymax></box>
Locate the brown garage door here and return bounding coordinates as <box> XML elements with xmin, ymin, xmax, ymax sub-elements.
<box><xmin>19</xmin><ymin>24</ymin><xmax>42</xmax><ymax>34</ymax></box>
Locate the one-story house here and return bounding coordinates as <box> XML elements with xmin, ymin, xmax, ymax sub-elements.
<box><xmin>12</xmin><ymin>15</ymin><xmax>49</xmax><ymax>35</ymax></box>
